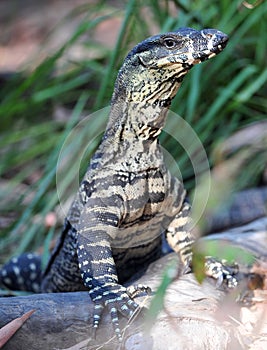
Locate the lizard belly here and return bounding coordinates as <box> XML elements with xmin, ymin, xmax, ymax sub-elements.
<box><xmin>111</xmin><ymin>169</ymin><xmax>185</xmax><ymax>249</ymax></box>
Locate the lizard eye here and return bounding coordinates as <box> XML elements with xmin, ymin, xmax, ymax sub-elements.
<box><xmin>163</xmin><ymin>38</ymin><xmax>177</xmax><ymax>49</ymax></box>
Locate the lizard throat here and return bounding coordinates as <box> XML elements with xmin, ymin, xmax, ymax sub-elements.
<box><xmin>107</xmin><ymin>73</ymin><xmax>183</xmax><ymax>142</ymax></box>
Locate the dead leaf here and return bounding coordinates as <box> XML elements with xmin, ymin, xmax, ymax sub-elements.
<box><xmin>0</xmin><ymin>309</ymin><xmax>35</xmax><ymax>348</ymax></box>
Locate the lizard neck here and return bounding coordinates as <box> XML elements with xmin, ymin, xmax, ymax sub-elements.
<box><xmin>93</xmin><ymin>55</ymin><xmax>186</xmax><ymax>171</ymax></box>
<box><xmin>106</xmin><ymin>61</ymin><xmax>184</xmax><ymax>142</ymax></box>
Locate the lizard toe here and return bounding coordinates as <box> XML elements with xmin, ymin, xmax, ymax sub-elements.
<box><xmin>105</xmin><ymin>295</ymin><xmax>139</xmax><ymax>341</ymax></box>
<box><xmin>92</xmin><ymin>302</ymin><xmax>104</xmax><ymax>331</ymax></box>
<box><xmin>109</xmin><ymin>306</ymin><xmax>123</xmax><ymax>341</ymax></box>
<box><xmin>116</xmin><ymin>294</ymin><xmax>139</xmax><ymax>318</ymax></box>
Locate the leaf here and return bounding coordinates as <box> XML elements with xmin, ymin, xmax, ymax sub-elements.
<box><xmin>144</xmin><ymin>259</ymin><xmax>178</xmax><ymax>332</ymax></box>
<box><xmin>192</xmin><ymin>245</ymin><xmax>206</xmax><ymax>284</ymax></box>
<box><xmin>0</xmin><ymin>309</ymin><xmax>35</xmax><ymax>348</ymax></box>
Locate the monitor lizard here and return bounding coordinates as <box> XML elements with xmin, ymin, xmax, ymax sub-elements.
<box><xmin>1</xmin><ymin>27</ymin><xmax>239</xmax><ymax>341</ymax></box>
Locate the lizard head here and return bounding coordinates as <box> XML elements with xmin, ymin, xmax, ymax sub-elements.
<box><xmin>114</xmin><ymin>27</ymin><xmax>228</xmax><ymax>106</ymax></box>
<box><xmin>131</xmin><ymin>27</ymin><xmax>228</xmax><ymax>70</ymax></box>
<box><xmin>109</xmin><ymin>27</ymin><xmax>228</xmax><ymax>133</ymax></box>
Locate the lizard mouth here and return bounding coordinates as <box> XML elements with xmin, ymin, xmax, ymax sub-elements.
<box><xmin>208</xmin><ymin>31</ymin><xmax>229</xmax><ymax>56</ymax></box>
<box><xmin>194</xmin><ymin>36</ymin><xmax>229</xmax><ymax>63</ymax></box>
<box><xmin>211</xmin><ymin>36</ymin><xmax>228</xmax><ymax>54</ymax></box>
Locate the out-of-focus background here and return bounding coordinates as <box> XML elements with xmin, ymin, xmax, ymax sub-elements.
<box><xmin>0</xmin><ymin>0</ymin><xmax>266</xmax><ymax>265</ymax></box>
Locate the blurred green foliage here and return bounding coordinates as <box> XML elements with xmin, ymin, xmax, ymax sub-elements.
<box><xmin>0</xmin><ymin>0</ymin><xmax>266</xmax><ymax>262</ymax></box>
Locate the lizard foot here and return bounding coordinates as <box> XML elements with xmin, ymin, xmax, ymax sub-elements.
<box><xmin>90</xmin><ymin>283</ymin><xmax>141</xmax><ymax>342</ymax></box>
<box><xmin>205</xmin><ymin>256</ymin><xmax>239</xmax><ymax>288</ymax></box>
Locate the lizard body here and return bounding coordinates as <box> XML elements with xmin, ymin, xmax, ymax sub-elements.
<box><xmin>1</xmin><ymin>28</ymin><xmax>236</xmax><ymax>340</ymax></box>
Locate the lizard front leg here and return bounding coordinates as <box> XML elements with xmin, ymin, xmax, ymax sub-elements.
<box><xmin>166</xmin><ymin>201</ymin><xmax>238</xmax><ymax>287</ymax></box>
<box><xmin>77</xmin><ymin>202</ymin><xmax>146</xmax><ymax>341</ymax></box>
<box><xmin>166</xmin><ymin>201</ymin><xmax>193</xmax><ymax>273</ymax></box>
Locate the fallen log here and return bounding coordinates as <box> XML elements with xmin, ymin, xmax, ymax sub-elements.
<box><xmin>1</xmin><ymin>218</ymin><xmax>267</xmax><ymax>350</ymax></box>
<box><xmin>0</xmin><ymin>258</ymin><xmax>230</xmax><ymax>350</ymax></box>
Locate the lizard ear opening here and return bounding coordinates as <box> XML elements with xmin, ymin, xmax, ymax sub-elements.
<box><xmin>138</xmin><ymin>55</ymin><xmax>149</xmax><ymax>68</ymax></box>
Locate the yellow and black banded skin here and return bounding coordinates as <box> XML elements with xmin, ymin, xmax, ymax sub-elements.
<box><xmin>40</xmin><ymin>28</ymin><xmax>231</xmax><ymax>339</ymax></box>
